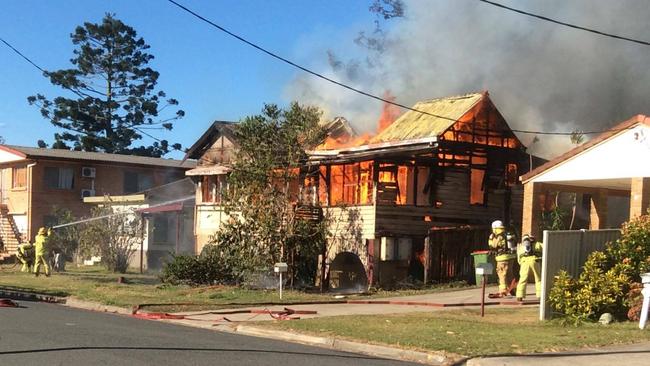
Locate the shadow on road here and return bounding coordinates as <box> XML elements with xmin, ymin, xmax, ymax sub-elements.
<box><xmin>0</xmin><ymin>346</ymin><xmax>391</xmax><ymax>362</ymax></box>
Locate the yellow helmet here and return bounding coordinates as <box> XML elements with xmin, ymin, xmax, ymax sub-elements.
<box><xmin>38</xmin><ymin>227</ymin><xmax>47</xmax><ymax>235</ymax></box>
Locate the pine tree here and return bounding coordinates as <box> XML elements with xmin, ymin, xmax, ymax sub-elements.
<box><xmin>28</xmin><ymin>14</ymin><xmax>184</xmax><ymax>157</ymax></box>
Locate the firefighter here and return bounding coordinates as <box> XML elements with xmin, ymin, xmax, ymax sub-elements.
<box><xmin>33</xmin><ymin>227</ymin><xmax>51</xmax><ymax>277</ymax></box>
<box><xmin>16</xmin><ymin>242</ymin><xmax>34</xmax><ymax>272</ymax></box>
<box><xmin>516</xmin><ymin>234</ymin><xmax>543</xmax><ymax>301</ymax></box>
<box><xmin>488</xmin><ymin>220</ymin><xmax>516</xmax><ymax>297</ymax></box>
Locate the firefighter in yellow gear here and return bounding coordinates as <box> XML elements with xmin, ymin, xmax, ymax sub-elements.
<box><xmin>516</xmin><ymin>234</ymin><xmax>543</xmax><ymax>301</ymax></box>
<box><xmin>16</xmin><ymin>242</ymin><xmax>34</xmax><ymax>272</ymax></box>
<box><xmin>33</xmin><ymin>227</ymin><xmax>51</xmax><ymax>277</ymax></box>
<box><xmin>488</xmin><ymin>220</ymin><xmax>516</xmax><ymax>296</ymax></box>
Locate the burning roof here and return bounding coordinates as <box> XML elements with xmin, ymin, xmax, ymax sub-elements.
<box><xmin>370</xmin><ymin>92</ymin><xmax>484</xmax><ymax>143</ymax></box>
<box><xmin>309</xmin><ymin>91</ymin><xmax>524</xmax><ymax>163</ymax></box>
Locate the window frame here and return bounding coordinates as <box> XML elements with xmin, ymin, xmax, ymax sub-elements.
<box><xmin>12</xmin><ymin>166</ymin><xmax>27</xmax><ymax>189</ymax></box>
<box><xmin>43</xmin><ymin>166</ymin><xmax>75</xmax><ymax>190</ymax></box>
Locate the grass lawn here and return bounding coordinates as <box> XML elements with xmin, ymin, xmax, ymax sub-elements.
<box><xmin>259</xmin><ymin>307</ymin><xmax>650</xmax><ymax>357</ymax></box>
<box><xmin>0</xmin><ymin>265</ymin><xmax>469</xmax><ymax>312</ymax></box>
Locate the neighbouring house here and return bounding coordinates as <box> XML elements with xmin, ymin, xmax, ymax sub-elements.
<box><xmin>185</xmin><ymin>92</ymin><xmax>542</xmax><ymax>288</ymax></box>
<box><xmin>304</xmin><ymin>91</ymin><xmax>541</xmax><ymax>287</ymax></box>
<box><xmin>521</xmin><ymin>114</ymin><xmax>650</xmax><ymax>239</ymax></box>
<box><xmin>0</xmin><ymin>145</ymin><xmax>195</xmax><ymax>257</ymax></box>
<box><xmin>83</xmin><ymin>178</ymin><xmax>196</xmax><ymax>271</ymax></box>
<box><xmin>183</xmin><ymin>121</ymin><xmax>238</xmax><ymax>251</ymax></box>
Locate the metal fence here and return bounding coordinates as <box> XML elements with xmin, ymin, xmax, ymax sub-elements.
<box><xmin>540</xmin><ymin>229</ymin><xmax>622</xmax><ymax>320</ymax></box>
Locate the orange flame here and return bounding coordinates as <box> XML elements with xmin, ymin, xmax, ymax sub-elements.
<box><xmin>319</xmin><ymin>90</ymin><xmax>400</xmax><ymax>150</ymax></box>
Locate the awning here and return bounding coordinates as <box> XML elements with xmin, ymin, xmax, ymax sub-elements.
<box><xmin>185</xmin><ymin>165</ymin><xmax>232</xmax><ymax>176</ymax></box>
<box><xmin>137</xmin><ymin>202</ymin><xmax>184</xmax><ymax>214</ymax></box>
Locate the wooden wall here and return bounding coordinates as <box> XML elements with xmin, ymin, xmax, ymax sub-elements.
<box><xmin>323</xmin><ymin>205</ymin><xmax>375</xmax><ymax>266</ymax></box>
<box><xmin>198</xmin><ymin>135</ymin><xmax>237</xmax><ymax>167</ymax></box>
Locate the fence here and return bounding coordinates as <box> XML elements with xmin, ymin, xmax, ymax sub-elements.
<box><xmin>540</xmin><ymin>229</ymin><xmax>621</xmax><ymax>320</ymax></box>
<box><xmin>424</xmin><ymin>225</ymin><xmax>491</xmax><ymax>284</ymax></box>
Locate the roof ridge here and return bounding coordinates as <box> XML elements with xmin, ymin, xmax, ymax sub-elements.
<box><xmin>415</xmin><ymin>91</ymin><xmax>485</xmax><ymax>104</ymax></box>
<box><xmin>4</xmin><ymin>144</ymin><xmax>185</xmax><ymax>162</ymax></box>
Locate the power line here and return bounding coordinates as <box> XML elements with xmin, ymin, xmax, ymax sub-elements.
<box><xmin>1</xmin><ymin>37</ymin><xmax>45</xmax><ymax>72</ymax></box>
<box><xmin>0</xmin><ymin>14</ymin><xmax>635</xmax><ymax>139</ymax></box>
<box><xmin>165</xmin><ymin>0</ymin><xmax>634</xmax><ymax>137</ymax></box>
<box><xmin>477</xmin><ymin>0</ymin><xmax>650</xmax><ymax>47</ymax></box>
<box><xmin>0</xmin><ymin>35</ymin><xmax>182</xmax><ymax>152</ymax></box>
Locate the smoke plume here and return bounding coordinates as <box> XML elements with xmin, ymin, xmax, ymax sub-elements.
<box><xmin>285</xmin><ymin>0</ymin><xmax>650</xmax><ymax>158</ymax></box>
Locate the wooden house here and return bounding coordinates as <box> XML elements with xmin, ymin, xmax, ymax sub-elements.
<box><xmin>304</xmin><ymin>92</ymin><xmax>537</xmax><ymax>287</ymax></box>
<box><xmin>0</xmin><ymin>145</ymin><xmax>195</xmax><ymax>258</ymax></box>
<box><xmin>183</xmin><ymin>121</ymin><xmax>238</xmax><ymax>251</ymax></box>
<box><xmin>184</xmin><ymin>92</ymin><xmax>540</xmax><ymax>287</ymax></box>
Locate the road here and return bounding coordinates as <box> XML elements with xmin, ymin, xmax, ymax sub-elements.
<box><xmin>0</xmin><ymin>301</ymin><xmax>418</xmax><ymax>366</ymax></box>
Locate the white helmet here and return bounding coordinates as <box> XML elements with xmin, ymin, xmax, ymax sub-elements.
<box><xmin>491</xmin><ymin>220</ymin><xmax>504</xmax><ymax>229</ymax></box>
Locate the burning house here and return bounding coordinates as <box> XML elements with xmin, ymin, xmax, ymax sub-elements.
<box><xmin>304</xmin><ymin>91</ymin><xmax>538</xmax><ymax>288</ymax></box>
<box><xmin>184</xmin><ymin>92</ymin><xmax>540</xmax><ymax>288</ymax></box>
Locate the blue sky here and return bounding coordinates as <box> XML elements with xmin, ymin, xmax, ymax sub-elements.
<box><xmin>0</xmin><ymin>0</ymin><xmax>376</xmax><ymax>159</ymax></box>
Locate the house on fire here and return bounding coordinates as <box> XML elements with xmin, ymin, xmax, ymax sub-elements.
<box><xmin>186</xmin><ymin>92</ymin><xmax>540</xmax><ymax>288</ymax></box>
<box><xmin>305</xmin><ymin>91</ymin><xmax>539</xmax><ymax>287</ymax></box>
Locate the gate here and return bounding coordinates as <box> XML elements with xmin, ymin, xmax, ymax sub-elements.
<box><xmin>424</xmin><ymin>226</ymin><xmax>491</xmax><ymax>284</ymax></box>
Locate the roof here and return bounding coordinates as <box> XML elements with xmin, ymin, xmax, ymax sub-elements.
<box><xmin>185</xmin><ymin>165</ymin><xmax>232</xmax><ymax>176</ymax></box>
<box><xmin>521</xmin><ymin>114</ymin><xmax>650</xmax><ymax>183</ymax></box>
<box><xmin>0</xmin><ymin>145</ymin><xmax>196</xmax><ymax>169</ymax></box>
<box><xmin>184</xmin><ymin>120</ymin><xmax>238</xmax><ymax>160</ymax></box>
<box><xmin>369</xmin><ymin>92</ymin><xmax>484</xmax><ymax>143</ymax></box>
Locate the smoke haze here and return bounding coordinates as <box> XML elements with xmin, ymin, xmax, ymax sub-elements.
<box><xmin>285</xmin><ymin>0</ymin><xmax>650</xmax><ymax>158</ymax></box>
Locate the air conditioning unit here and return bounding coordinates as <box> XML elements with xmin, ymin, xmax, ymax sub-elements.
<box><xmin>81</xmin><ymin>167</ymin><xmax>96</xmax><ymax>178</ymax></box>
<box><xmin>81</xmin><ymin>189</ymin><xmax>96</xmax><ymax>199</ymax></box>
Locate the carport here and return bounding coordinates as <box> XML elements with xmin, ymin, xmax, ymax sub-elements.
<box><xmin>521</xmin><ymin>115</ymin><xmax>650</xmax><ymax>237</ymax></box>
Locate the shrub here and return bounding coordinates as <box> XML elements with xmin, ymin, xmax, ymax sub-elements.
<box><xmin>549</xmin><ymin>214</ymin><xmax>650</xmax><ymax>320</ymax></box>
<box><xmin>160</xmin><ymin>245</ymin><xmax>239</xmax><ymax>286</ymax></box>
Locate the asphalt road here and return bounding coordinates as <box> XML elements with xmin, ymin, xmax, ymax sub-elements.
<box><xmin>0</xmin><ymin>300</ymin><xmax>418</xmax><ymax>366</ymax></box>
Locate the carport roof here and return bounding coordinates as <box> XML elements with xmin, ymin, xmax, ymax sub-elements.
<box><xmin>521</xmin><ymin>114</ymin><xmax>650</xmax><ymax>187</ymax></box>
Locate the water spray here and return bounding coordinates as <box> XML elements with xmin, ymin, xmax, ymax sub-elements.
<box><xmin>51</xmin><ymin>195</ymin><xmax>195</xmax><ymax>229</ymax></box>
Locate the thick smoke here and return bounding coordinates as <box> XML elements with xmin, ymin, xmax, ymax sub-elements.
<box><xmin>285</xmin><ymin>0</ymin><xmax>650</xmax><ymax>158</ymax></box>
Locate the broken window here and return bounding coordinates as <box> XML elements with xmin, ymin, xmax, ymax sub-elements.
<box><xmin>505</xmin><ymin>163</ymin><xmax>518</xmax><ymax>187</ymax></box>
<box><xmin>330</xmin><ymin>165</ymin><xmax>344</xmax><ymax>205</ymax></box>
<box><xmin>359</xmin><ymin>161</ymin><xmax>373</xmax><ymax>204</ymax></box>
<box><xmin>318</xmin><ymin>166</ymin><xmax>328</xmax><ymax>205</ymax></box>
<box><xmin>470</xmin><ymin>155</ymin><xmax>487</xmax><ymax>205</ymax></box>
<box><xmin>325</xmin><ymin>162</ymin><xmax>374</xmax><ymax>206</ymax></box>
<box><xmin>416</xmin><ymin>166</ymin><xmax>432</xmax><ymax>206</ymax></box>
<box><xmin>12</xmin><ymin>166</ymin><xmax>26</xmax><ymax>188</ymax></box>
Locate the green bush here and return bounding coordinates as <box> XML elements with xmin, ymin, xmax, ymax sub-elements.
<box><xmin>549</xmin><ymin>214</ymin><xmax>650</xmax><ymax>320</ymax></box>
<box><xmin>160</xmin><ymin>246</ymin><xmax>237</xmax><ymax>286</ymax></box>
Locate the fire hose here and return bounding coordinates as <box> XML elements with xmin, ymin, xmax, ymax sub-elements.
<box><xmin>0</xmin><ymin>298</ymin><xmax>20</xmax><ymax>307</ymax></box>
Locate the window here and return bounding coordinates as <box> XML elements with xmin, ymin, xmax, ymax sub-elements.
<box><xmin>327</xmin><ymin>162</ymin><xmax>374</xmax><ymax>206</ymax></box>
<box><xmin>201</xmin><ymin>176</ymin><xmax>216</xmax><ymax>203</ymax></box>
<box><xmin>12</xmin><ymin>167</ymin><xmax>27</xmax><ymax>188</ymax></box>
<box><xmin>123</xmin><ymin>171</ymin><xmax>153</xmax><ymax>194</ymax></box>
<box><xmin>470</xmin><ymin>155</ymin><xmax>487</xmax><ymax>205</ymax></box>
<box><xmin>470</xmin><ymin>169</ymin><xmax>486</xmax><ymax>205</ymax></box>
<box><xmin>44</xmin><ymin>167</ymin><xmax>74</xmax><ymax>189</ymax></box>
<box><xmin>153</xmin><ymin>215</ymin><xmax>170</xmax><ymax>243</ymax></box>
<box><xmin>505</xmin><ymin>163</ymin><xmax>518</xmax><ymax>187</ymax></box>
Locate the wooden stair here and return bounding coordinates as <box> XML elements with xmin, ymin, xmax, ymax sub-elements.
<box><xmin>294</xmin><ymin>204</ymin><xmax>324</xmax><ymax>222</ymax></box>
<box><xmin>0</xmin><ymin>204</ymin><xmax>23</xmax><ymax>256</ymax></box>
